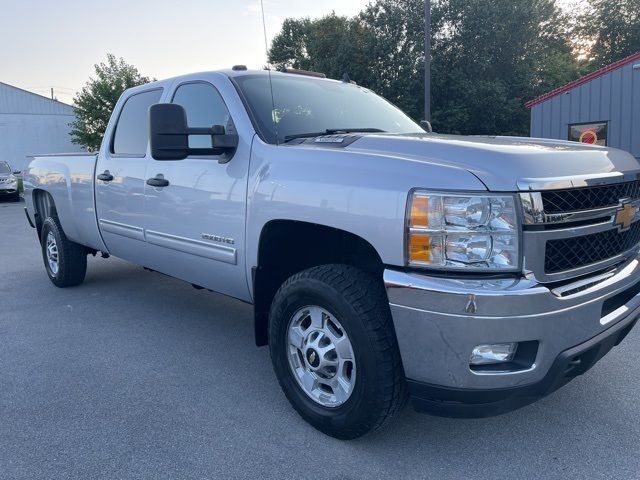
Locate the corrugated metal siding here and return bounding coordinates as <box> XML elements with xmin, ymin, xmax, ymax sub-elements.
<box><xmin>0</xmin><ymin>83</ymin><xmax>83</xmax><ymax>171</ymax></box>
<box><xmin>531</xmin><ymin>62</ymin><xmax>640</xmax><ymax>160</ymax></box>
<box><xmin>0</xmin><ymin>83</ymin><xmax>75</xmax><ymax>115</ymax></box>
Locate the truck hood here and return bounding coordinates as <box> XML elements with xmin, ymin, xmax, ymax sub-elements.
<box><xmin>344</xmin><ymin>133</ymin><xmax>640</xmax><ymax>191</ymax></box>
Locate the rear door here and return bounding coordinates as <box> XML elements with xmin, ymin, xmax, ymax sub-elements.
<box><xmin>141</xmin><ymin>80</ymin><xmax>252</xmax><ymax>300</ymax></box>
<box><xmin>95</xmin><ymin>88</ymin><xmax>163</xmax><ymax>263</ymax></box>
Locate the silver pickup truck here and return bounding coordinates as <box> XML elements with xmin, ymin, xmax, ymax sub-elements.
<box><xmin>23</xmin><ymin>68</ymin><xmax>640</xmax><ymax>439</ymax></box>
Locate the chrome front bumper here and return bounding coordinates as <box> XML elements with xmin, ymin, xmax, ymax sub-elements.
<box><xmin>385</xmin><ymin>257</ymin><xmax>640</xmax><ymax>391</ymax></box>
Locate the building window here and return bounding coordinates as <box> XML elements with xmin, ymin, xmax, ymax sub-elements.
<box><xmin>568</xmin><ymin>122</ymin><xmax>608</xmax><ymax>146</ymax></box>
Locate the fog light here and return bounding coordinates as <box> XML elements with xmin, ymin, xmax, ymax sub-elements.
<box><xmin>470</xmin><ymin>343</ymin><xmax>517</xmax><ymax>365</ymax></box>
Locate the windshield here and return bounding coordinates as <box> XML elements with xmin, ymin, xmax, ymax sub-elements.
<box><xmin>0</xmin><ymin>162</ymin><xmax>11</xmax><ymax>174</ymax></box>
<box><xmin>233</xmin><ymin>74</ymin><xmax>424</xmax><ymax>144</ymax></box>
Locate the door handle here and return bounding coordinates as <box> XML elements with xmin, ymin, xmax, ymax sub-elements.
<box><xmin>146</xmin><ymin>174</ymin><xmax>169</xmax><ymax>188</ymax></box>
<box><xmin>97</xmin><ymin>170</ymin><xmax>114</xmax><ymax>182</ymax></box>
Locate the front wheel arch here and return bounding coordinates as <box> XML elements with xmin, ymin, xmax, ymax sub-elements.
<box><xmin>253</xmin><ymin>220</ymin><xmax>386</xmax><ymax>346</ymax></box>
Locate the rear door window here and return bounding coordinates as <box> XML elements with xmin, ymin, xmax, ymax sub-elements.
<box><xmin>112</xmin><ymin>89</ymin><xmax>162</xmax><ymax>156</ymax></box>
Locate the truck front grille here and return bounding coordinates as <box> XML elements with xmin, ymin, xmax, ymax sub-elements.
<box><xmin>541</xmin><ymin>180</ymin><xmax>640</xmax><ymax>214</ymax></box>
<box><xmin>545</xmin><ymin>221</ymin><xmax>640</xmax><ymax>273</ymax></box>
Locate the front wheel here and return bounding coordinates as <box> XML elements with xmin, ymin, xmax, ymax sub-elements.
<box><xmin>269</xmin><ymin>265</ymin><xmax>407</xmax><ymax>439</ymax></box>
<box><xmin>40</xmin><ymin>217</ymin><xmax>87</xmax><ymax>287</ymax></box>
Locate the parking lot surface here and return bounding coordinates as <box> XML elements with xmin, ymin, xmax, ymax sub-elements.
<box><xmin>1</xmin><ymin>199</ymin><xmax>640</xmax><ymax>480</ymax></box>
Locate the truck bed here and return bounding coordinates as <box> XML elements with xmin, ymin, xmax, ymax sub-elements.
<box><xmin>24</xmin><ymin>152</ymin><xmax>106</xmax><ymax>252</ymax></box>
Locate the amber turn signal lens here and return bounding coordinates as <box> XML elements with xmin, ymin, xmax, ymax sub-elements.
<box><xmin>409</xmin><ymin>233</ymin><xmax>431</xmax><ymax>263</ymax></box>
<box><xmin>410</xmin><ymin>195</ymin><xmax>429</xmax><ymax>227</ymax></box>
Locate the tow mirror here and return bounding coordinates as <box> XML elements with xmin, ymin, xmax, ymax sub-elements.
<box><xmin>420</xmin><ymin>120</ymin><xmax>433</xmax><ymax>133</ymax></box>
<box><xmin>149</xmin><ymin>103</ymin><xmax>238</xmax><ymax>163</ymax></box>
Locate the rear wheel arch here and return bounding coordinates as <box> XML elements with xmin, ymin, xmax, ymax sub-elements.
<box><xmin>32</xmin><ymin>189</ymin><xmax>58</xmax><ymax>239</ymax></box>
<box><xmin>252</xmin><ymin>220</ymin><xmax>387</xmax><ymax>346</ymax></box>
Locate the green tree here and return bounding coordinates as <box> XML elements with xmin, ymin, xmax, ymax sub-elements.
<box><xmin>268</xmin><ymin>2</ymin><xmax>437</xmax><ymax>121</ymax></box>
<box><xmin>70</xmin><ymin>54</ymin><xmax>152</xmax><ymax>151</ymax></box>
<box><xmin>432</xmin><ymin>0</ymin><xmax>579</xmax><ymax>135</ymax></box>
<box><xmin>356</xmin><ymin>0</ymin><xmax>438</xmax><ymax>121</ymax></box>
<box><xmin>269</xmin><ymin>14</ymin><xmax>372</xmax><ymax>85</ymax></box>
<box><xmin>268</xmin><ymin>0</ymin><xmax>580</xmax><ymax>136</ymax></box>
<box><xmin>578</xmin><ymin>0</ymin><xmax>640</xmax><ymax>69</ymax></box>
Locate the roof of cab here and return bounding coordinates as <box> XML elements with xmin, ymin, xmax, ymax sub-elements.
<box><xmin>122</xmin><ymin>68</ymin><xmax>343</xmax><ymax>96</ymax></box>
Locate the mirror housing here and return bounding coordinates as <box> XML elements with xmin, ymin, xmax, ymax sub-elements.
<box><xmin>420</xmin><ymin>120</ymin><xmax>433</xmax><ymax>133</ymax></box>
<box><xmin>149</xmin><ymin>103</ymin><xmax>238</xmax><ymax>162</ymax></box>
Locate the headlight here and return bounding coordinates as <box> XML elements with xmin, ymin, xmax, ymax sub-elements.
<box><xmin>407</xmin><ymin>191</ymin><xmax>520</xmax><ymax>271</ymax></box>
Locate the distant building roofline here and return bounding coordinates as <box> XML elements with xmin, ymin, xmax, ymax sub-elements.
<box><xmin>525</xmin><ymin>51</ymin><xmax>640</xmax><ymax>108</ymax></box>
<box><xmin>0</xmin><ymin>81</ymin><xmax>74</xmax><ymax>108</ymax></box>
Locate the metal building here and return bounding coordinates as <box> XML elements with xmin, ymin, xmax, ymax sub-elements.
<box><xmin>0</xmin><ymin>82</ymin><xmax>83</xmax><ymax>172</ymax></box>
<box><xmin>527</xmin><ymin>51</ymin><xmax>640</xmax><ymax>160</ymax></box>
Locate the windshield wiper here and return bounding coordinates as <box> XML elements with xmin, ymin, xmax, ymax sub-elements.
<box><xmin>283</xmin><ymin>128</ymin><xmax>386</xmax><ymax>142</ymax></box>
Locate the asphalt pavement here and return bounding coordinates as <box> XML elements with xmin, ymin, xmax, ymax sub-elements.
<box><xmin>1</xmin><ymin>199</ymin><xmax>639</xmax><ymax>480</ymax></box>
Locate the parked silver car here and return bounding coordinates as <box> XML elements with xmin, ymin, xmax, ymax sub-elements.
<box><xmin>0</xmin><ymin>161</ymin><xmax>19</xmax><ymax>202</ymax></box>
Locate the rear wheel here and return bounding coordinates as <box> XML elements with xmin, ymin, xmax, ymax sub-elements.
<box><xmin>40</xmin><ymin>217</ymin><xmax>87</xmax><ymax>287</ymax></box>
<box><xmin>269</xmin><ymin>264</ymin><xmax>407</xmax><ymax>439</ymax></box>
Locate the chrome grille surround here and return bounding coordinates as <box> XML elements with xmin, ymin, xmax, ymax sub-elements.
<box><xmin>519</xmin><ymin>171</ymin><xmax>640</xmax><ymax>283</ymax></box>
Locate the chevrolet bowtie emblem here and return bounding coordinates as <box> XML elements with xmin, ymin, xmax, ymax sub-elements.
<box><xmin>614</xmin><ymin>201</ymin><xmax>638</xmax><ymax>231</ymax></box>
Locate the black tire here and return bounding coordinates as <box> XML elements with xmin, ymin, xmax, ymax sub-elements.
<box><xmin>13</xmin><ymin>193</ymin><xmax>20</xmax><ymax>202</ymax></box>
<box><xmin>269</xmin><ymin>264</ymin><xmax>408</xmax><ymax>439</ymax></box>
<box><xmin>40</xmin><ymin>217</ymin><xmax>87</xmax><ymax>287</ymax></box>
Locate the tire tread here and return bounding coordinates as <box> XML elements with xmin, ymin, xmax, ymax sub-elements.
<box><xmin>270</xmin><ymin>264</ymin><xmax>408</xmax><ymax>438</ymax></box>
<box><xmin>41</xmin><ymin>217</ymin><xmax>87</xmax><ymax>287</ymax></box>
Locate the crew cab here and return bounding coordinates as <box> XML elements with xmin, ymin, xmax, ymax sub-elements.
<box><xmin>23</xmin><ymin>68</ymin><xmax>640</xmax><ymax>439</ymax></box>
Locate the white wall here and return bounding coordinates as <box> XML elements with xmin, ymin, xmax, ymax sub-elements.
<box><xmin>0</xmin><ymin>83</ymin><xmax>84</xmax><ymax>172</ymax></box>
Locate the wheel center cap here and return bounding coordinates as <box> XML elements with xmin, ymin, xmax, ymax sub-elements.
<box><xmin>306</xmin><ymin>348</ymin><xmax>320</xmax><ymax>368</ymax></box>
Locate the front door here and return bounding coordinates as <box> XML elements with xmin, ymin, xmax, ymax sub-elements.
<box><xmin>141</xmin><ymin>80</ymin><xmax>251</xmax><ymax>301</ymax></box>
<box><xmin>95</xmin><ymin>88</ymin><xmax>163</xmax><ymax>263</ymax></box>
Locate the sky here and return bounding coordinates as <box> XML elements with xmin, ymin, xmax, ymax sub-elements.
<box><xmin>0</xmin><ymin>0</ymin><xmax>370</xmax><ymax>104</ymax></box>
<box><xmin>1</xmin><ymin>0</ymin><xmax>578</xmax><ymax>105</ymax></box>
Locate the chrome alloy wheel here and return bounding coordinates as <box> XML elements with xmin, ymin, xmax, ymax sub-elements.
<box><xmin>287</xmin><ymin>306</ymin><xmax>356</xmax><ymax>408</ymax></box>
<box><xmin>45</xmin><ymin>232</ymin><xmax>59</xmax><ymax>275</ymax></box>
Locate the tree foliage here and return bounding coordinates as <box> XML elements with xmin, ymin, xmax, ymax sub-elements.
<box><xmin>269</xmin><ymin>2</ymin><xmax>430</xmax><ymax>122</ymax></box>
<box><xmin>268</xmin><ymin>1</ymin><xmax>589</xmax><ymax>136</ymax></box>
<box><xmin>269</xmin><ymin>15</ymin><xmax>373</xmax><ymax>87</ymax></box>
<box><xmin>432</xmin><ymin>0</ymin><xmax>578</xmax><ymax>135</ymax></box>
<box><xmin>70</xmin><ymin>54</ymin><xmax>152</xmax><ymax>151</ymax></box>
<box><xmin>356</xmin><ymin>0</ymin><xmax>432</xmax><ymax>123</ymax></box>
<box><xmin>578</xmin><ymin>0</ymin><xmax>640</xmax><ymax>69</ymax></box>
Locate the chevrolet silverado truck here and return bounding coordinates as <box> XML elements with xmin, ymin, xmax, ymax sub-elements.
<box><xmin>23</xmin><ymin>68</ymin><xmax>640</xmax><ymax>439</ymax></box>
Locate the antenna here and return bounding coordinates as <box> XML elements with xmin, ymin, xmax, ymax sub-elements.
<box><xmin>260</xmin><ymin>0</ymin><xmax>279</xmax><ymax>145</ymax></box>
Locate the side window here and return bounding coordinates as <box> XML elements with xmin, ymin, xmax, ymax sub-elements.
<box><xmin>172</xmin><ymin>83</ymin><xmax>235</xmax><ymax>148</ymax></box>
<box><xmin>112</xmin><ymin>89</ymin><xmax>162</xmax><ymax>156</ymax></box>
